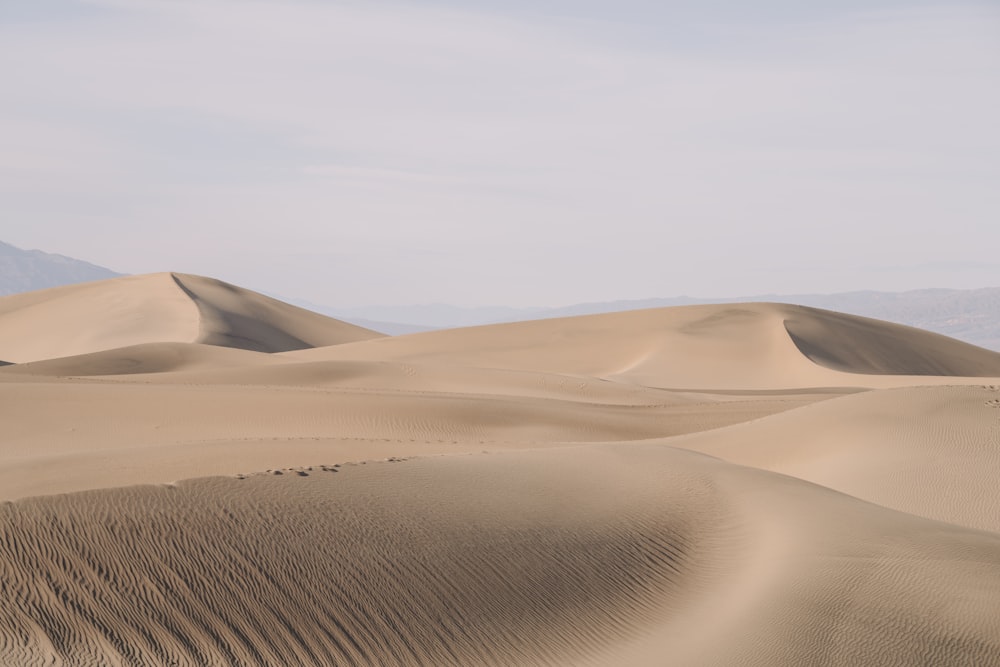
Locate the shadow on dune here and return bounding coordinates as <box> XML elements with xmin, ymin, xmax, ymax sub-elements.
<box><xmin>783</xmin><ymin>306</ymin><xmax>1000</xmax><ymax>376</ymax></box>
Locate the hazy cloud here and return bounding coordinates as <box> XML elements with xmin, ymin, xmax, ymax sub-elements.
<box><xmin>2</xmin><ymin>0</ymin><xmax>998</xmax><ymax>305</ymax></box>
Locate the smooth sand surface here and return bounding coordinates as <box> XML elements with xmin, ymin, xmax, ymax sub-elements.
<box><xmin>0</xmin><ymin>273</ymin><xmax>382</xmax><ymax>362</ymax></box>
<box><xmin>2</xmin><ymin>274</ymin><xmax>1000</xmax><ymax>665</ymax></box>
<box><xmin>673</xmin><ymin>383</ymin><xmax>1000</xmax><ymax>533</ymax></box>
<box><xmin>285</xmin><ymin>302</ymin><xmax>1000</xmax><ymax>389</ymax></box>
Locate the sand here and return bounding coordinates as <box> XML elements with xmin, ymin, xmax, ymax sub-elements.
<box><xmin>1</xmin><ymin>273</ymin><xmax>999</xmax><ymax>665</ymax></box>
<box><xmin>0</xmin><ymin>273</ymin><xmax>382</xmax><ymax>363</ymax></box>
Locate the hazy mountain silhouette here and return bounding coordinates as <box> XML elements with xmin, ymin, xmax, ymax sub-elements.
<box><xmin>0</xmin><ymin>241</ymin><xmax>122</xmax><ymax>296</ymax></box>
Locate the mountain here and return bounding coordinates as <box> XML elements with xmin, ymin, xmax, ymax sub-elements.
<box><xmin>0</xmin><ymin>240</ymin><xmax>123</xmax><ymax>295</ymax></box>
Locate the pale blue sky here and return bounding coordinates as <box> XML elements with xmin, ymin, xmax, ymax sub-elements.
<box><xmin>2</xmin><ymin>0</ymin><xmax>998</xmax><ymax>306</ymax></box>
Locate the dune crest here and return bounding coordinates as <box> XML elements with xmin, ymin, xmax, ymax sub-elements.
<box><xmin>0</xmin><ymin>273</ymin><xmax>382</xmax><ymax>363</ymax></box>
<box><xmin>3</xmin><ymin>276</ymin><xmax>1000</xmax><ymax>665</ymax></box>
<box><xmin>0</xmin><ymin>342</ymin><xmax>279</xmax><ymax>377</ymax></box>
<box><xmin>782</xmin><ymin>306</ymin><xmax>1000</xmax><ymax>375</ymax></box>
<box><xmin>170</xmin><ymin>273</ymin><xmax>382</xmax><ymax>352</ymax></box>
<box><xmin>674</xmin><ymin>383</ymin><xmax>1000</xmax><ymax>533</ymax></box>
<box><xmin>288</xmin><ymin>302</ymin><xmax>1000</xmax><ymax>389</ymax></box>
<box><xmin>1</xmin><ymin>447</ymin><xmax>998</xmax><ymax>666</ymax></box>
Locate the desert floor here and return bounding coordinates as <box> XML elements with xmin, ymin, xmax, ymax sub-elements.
<box><xmin>2</xmin><ymin>273</ymin><xmax>1000</xmax><ymax>666</ymax></box>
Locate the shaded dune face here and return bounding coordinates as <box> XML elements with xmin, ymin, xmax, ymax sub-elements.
<box><xmin>782</xmin><ymin>306</ymin><xmax>1000</xmax><ymax>376</ymax></box>
<box><xmin>0</xmin><ymin>273</ymin><xmax>382</xmax><ymax>363</ymax></box>
<box><xmin>169</xmin><ymin>274</ymin><xmax>383</xmax><ymax>353</ymax></box>
<box><xmin>0</xmin><ymin>452</ymin><xmax>724</xmax><ymax>667</ymax></box>
<box><xmin>287</xmin><ymin>302</ymin><xmax>1000</xmax><ymax>389</ymax></box>
<box><xmin>4</xmin><ymin>276</ymin><xmax>1000</xmax><ymax>666</ymax></box>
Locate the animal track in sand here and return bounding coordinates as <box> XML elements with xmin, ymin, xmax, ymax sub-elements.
<box><xmin>986</xmin><ymin>399</ymin><xmax>1000</xmax><ymax>408</ymax></box>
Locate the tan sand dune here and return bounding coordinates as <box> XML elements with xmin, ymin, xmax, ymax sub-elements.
<box><xmin>0</xmin><ymin>273</ymin><xmax>381</xmax><ymax>363</ymax></box>
<box><xmin>0</xmin><ymin>273</ymin><xmax>199</xmax><ymax>363</ymax></box>
<box><xmin>1</xmin><ymin>445</ymin><xmax>997</xmax><ymax>666</ymax></box>
<box><xmin>3</xmin><ymin>277</ymin><xmax>1000</xmax><ymax>665</ymax></box>
<box><xmin>24</xmin><ymin>352</ymin><xmax>849</xmax><ymax>405</ymax></box>
<box><xmin>672</xmin><ymin>383</ymin><xmax>1000</xmax><ymax>533</ymax></box>
<box><xmin>0</xmin><ymin>342</ymin><xmax>280</xmax><ymax>377</ymax></box>
<box><xmin>170</xmin><ymin>273</ymin><xmax>383</xmax><ymax>352</ymax></box>
<box><xmin>286</xmin><ymin>303</ymin><xmax>1000</xmax><ymax>389</ymax></box>
<box><xmin>0</xmin><ymin>372</ymin><xmax>829</xmax><ymax>500</ymax></box>
<box><xmin>783</xmin><ymin>306</ymin><xmax>1000</xmax><ymax>375</ymax></box>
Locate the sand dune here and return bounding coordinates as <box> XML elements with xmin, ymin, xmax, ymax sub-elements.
<box><xmin>0</xmin><ymin>342</ymin><xmax>280</xmax><ymax>377</ymax></box>
<box><xmin>673</xmin><ymin>383</ymin><xmax>1000</xmax><ymax>533</ymax></box>
<box><xmin>0</xmin><ymin>273</ymin><xmax>198</xmax><ymax>363</ymax></box>
<box><xmin>286</xmin><ymin>302</ymin><xmax>1000</xmax><ymax>389</ymax></box>
<box><xmin>1</xmin><ymin>446</ymin><xmax>998</xmax><ymax>666</ymax></box>
<box><xmin>0</xmin><ymin>372</ymin><xmax>830</xmax><ymax>500</ymax></box>
<box><xmin>170</xmin><ymin>273</ymin><xmax>382</xmax><ymax>352</ymax></box>
<box><xmin>0</xmin><ymin>273</ymin><xmax>381</xmax><ymax>363</ymax></box>
<box><xmin>2</xmin><ymin>276</ymin><xmax>1000</xmax><ymax>665</ymax></box>
<box><xmin>783</xmin><ymin>306</ymin><xmax>1000</xmax><ymax>375</ymax></box>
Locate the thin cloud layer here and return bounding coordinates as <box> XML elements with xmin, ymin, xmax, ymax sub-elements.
<box><xmin>2</xmin><ymin>0</ymin><xmax>998</xmax><ymax>305</ymax></box>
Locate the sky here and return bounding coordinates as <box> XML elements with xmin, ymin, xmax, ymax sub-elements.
<box><xmin>2</xmin><ymin>0</ymin><xmax>998</xmax><ymax>307</ymax></box>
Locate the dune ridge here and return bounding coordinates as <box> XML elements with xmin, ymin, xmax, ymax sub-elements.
<box><xmin>673</xmin><ymin>383</ymin><xmax>1000</xmax><ymax>533</ymax></box>
<box><xmin>3</xmin><ymin>274</ymin><xmax>1000</xmax><ymax>665</ymax></box>
<box><xmin>1</xmin><ymin>447</ymin><xmax>998</xmax><ymax>666</ymax></box>
<box><xmin>170</xmin><ymin>273</ymin><xmax>382</xmax><ymax>352</ymax></box>
<box><xmin>0</xmin><ymin>374</ymin><xmax>829</xmax><ymax>500</ymax></box>
<box><xmin>782</xmin><ymin>305</ymin><xmax>1000</xmax><ymax>375</ymax></box>
<box><xmin>0</xmin><ymin>273</ymin><xmax>381</xmax><ymax>363</ymax></box>
<box><xmin>0</xmin><ymin>342</ymin><xmax>280</xmax><ymax>377</ymax></box>
<box><xmin>286</xmin><ymin>302</ymin><xmax>1000</xmax><ymax>389</ymax></box>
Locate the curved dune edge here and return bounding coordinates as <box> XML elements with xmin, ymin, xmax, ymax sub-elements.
<box><xmin>672</xmin><ymin>383</ymin><xmax>1000</xmax><ymax>533</ymax></box>
<box><xmin>286</xmin><ymin>302</ymin><xmax>1000</xmax><ymax>389</ymax></box>
<box><xmin>0</xmin><ymin>273</ymin><xmax>382</xmax><ymax>363</ymax></box>
<box><xmin>0</xmin><ymin>273</ymin><xmax>200</xmax><ymax>363</ymax></box>
<box><xmin>0</xmin><ymin>376</ymin><xmax>828</xmax><ymax>501</ymax></box>
<box><xmin>1</xmin><ymin>446</ymin><xmax>998</xmax><ymax>666</ymax></box>
<box><xmin>169</xmin><ymin>273</ymin><xmax>383</xmax><ymax>353</ymax></box>
<box><xmin>782</xmin><ymin>306</ymin><xmax>1000</xmax><ymax>376</ymax></box>
<box><xmin>0</xmin><ymin>342</ymin><xmax>281</xmax><ymax>377</ymax></box>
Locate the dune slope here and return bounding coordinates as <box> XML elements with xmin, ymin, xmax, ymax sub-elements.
<box><xmin>0</xmin><ymin>372</ymin><xmax>828</xmax><ymax>500</ymax></box>
<box><xmin>170</xmin><ymin>273</ymin><xmax>382</xmax><ymax>352</ymax></box>
<box><xmin>673</xmin><ymin>383</ymin><xmax>1000</xmax><ymax>533</ymax></box>
<box><xmin>0</xmin><ymin>342</ymin><xmax>280</xmax><ymax>377</ymax></box>
<box><xmin>0</xmin><ymin>273</ymin><xmax>199</xmax><ymax>363</ymax></box>
<box><xmin>1</xmin><ymin>446</ymin><xmax>998</xmax><ymax>667</ymax></box>
<box><xmin>4</xmin><ymin>289</ymin><xmax>1000</xmax><ymax>666</ymax></box>
<box><xmin>0</xmin><ymin>273</ymin><xmax>381</xmax><ymax>363</ymax></box>
<box><xmin>783</xmin><ymin>306</ymin><xmax>1000</xmax><ymax>375</ymax></box>
<box><xmin>287</xmin><ymin>303</ymin><xmax>1000</xmax><ymax>389</ymax></box>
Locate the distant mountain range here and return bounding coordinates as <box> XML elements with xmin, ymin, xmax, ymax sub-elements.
<box><xmin>2</xmin><ymin>240</ymin><xmax>998</xmax><ymax>351</ymax></box>
<box><xmin>0</xmin><ymin>241</ymin><xmax>122</xmax><ymax>295</ymax></box>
